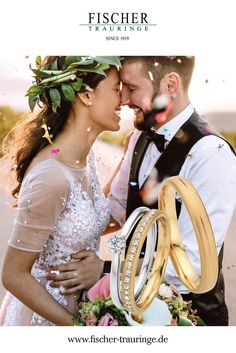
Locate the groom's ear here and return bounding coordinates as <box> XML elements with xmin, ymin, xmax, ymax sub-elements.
<box><xmin>77</xmin><ymin>91</ymin><xmax>94</xmax><ymax>106</ymax></box>
<box><xmin>160</xmin><ymin>72</ymin><xmax>181</xmax><ymax>95</ymax></box>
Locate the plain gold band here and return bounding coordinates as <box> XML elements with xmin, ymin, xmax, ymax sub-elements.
<box><xmin>159</xmin><ymin>176</ymin><xmax>218</xmax><ymax>293</ymax></box>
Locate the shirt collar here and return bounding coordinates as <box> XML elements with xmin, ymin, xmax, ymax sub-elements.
<box><xmin>156</xmin><ymin>103</ymin><xmax>194</xmax><ymax>142</ymax></box>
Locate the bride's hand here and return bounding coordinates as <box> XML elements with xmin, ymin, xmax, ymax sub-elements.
<box><xmin>46</xmin><ymin>250</ymin><xmax>104</xmax><ymax>294</ymax></box>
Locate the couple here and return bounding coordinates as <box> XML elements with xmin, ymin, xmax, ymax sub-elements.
<box><xmin>0</xmin><ymin>56</ymin><xmax>235</xmax><ymax>326</ymax></box>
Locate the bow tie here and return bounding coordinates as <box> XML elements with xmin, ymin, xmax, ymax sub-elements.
<box><xmin>144</xmin><ymin>130</ymin><xmax>165</xmax><ymax>153</ymax></box>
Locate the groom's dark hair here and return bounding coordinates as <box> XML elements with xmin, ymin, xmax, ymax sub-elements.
<box><xmin>123</xmin><ymin>56</ymin><xmax>195</xmax><ymax>91</ymax></box>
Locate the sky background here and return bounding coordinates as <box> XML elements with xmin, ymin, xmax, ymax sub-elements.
<box><xmin>0</xmin><ymin>54</ymin><xmax>236</xmax><ymax>123</ymax></box>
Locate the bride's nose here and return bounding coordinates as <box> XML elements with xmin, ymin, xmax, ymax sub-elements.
<box><xmin>120</xmin><ymin>86</ymin><xmax>131</xmax><ymax>106</ymax></box>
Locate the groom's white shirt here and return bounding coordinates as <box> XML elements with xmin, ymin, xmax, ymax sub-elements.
<box><xmin>108</xmin><ymin>103</ymin><xmax>236</xmax><ymax>293</ymax></box>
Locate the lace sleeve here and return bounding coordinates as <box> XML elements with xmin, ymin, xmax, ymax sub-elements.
<box><xmin>8</xmin><ymin>165</ymin><xmax>70</xmax><ymax>252</ymax></box>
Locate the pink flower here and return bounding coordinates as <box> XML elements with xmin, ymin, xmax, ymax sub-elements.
<box><xmin>85</xmin><ymin>311</ymin><xmax>98</xmax><ymax>326</ymax></box>
<box><xmin>98</xmin><ymin>313</ymin><xmax>118</xmax><ymax>326</ymax></box>
<box><xmin>88</xmin><ymin>274</ymin><xmax>110</xmax><ymax>302</ymax></box>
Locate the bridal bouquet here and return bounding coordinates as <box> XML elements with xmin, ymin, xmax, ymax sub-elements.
<box><xmin>73</xmin><ymin>274</ymin><xmax>129</xmax><ymax>326</ymax></box>
<box><xmin>73</xmin><ymin>274</ymin><xmax>205</xmax><ymax>326</ymax></box>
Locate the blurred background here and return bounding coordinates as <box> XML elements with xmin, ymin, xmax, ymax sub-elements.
<box><xmin>0</xmin><ymin>55</ymin><xmax>236</xmax><ymax>324</ymax></box>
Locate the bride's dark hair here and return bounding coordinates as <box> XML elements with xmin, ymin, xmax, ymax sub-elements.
<box><xmin>0</xmin><ymin>56</ymin><xmax>111</xmax><ymax>201</ymax></box>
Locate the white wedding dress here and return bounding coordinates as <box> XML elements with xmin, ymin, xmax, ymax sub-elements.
<box><xmin>0</xmin><ymin>150</ymin><xmax>111</xmax><ymax>325</ymax></box>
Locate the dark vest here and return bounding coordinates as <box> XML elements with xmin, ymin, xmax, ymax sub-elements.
<box><xmin>125</xmin><ymin>110</ymin><xmax>235</xmax><ymax>325</ymax></box>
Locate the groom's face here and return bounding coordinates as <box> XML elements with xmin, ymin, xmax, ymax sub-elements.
<box><xmin>120</xmin><ymin>61</ymin><xmax>154</xmax><ymax>110</ymax></box>
<box><xmin>120</xmin><ymin>61</ymin><xmax>154</xmax><ymax>127</ymax></box>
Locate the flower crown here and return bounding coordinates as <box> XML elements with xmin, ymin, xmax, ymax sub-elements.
<box><xmin>26</xmin><ymin>56</ymin><xmax>122</xmax><ymax>113</ymax></box>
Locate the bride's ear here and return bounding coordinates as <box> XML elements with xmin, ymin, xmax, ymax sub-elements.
<box><xmin>77</xmin><ymin>91</ymin><xmax>93</xmax><ymax>106</ymax></box>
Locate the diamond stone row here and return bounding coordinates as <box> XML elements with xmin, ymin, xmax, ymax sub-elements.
<box><xmin>121</xmin><ymin>209</ymin><xmax>157</xmax><ymax>310</ymax></box>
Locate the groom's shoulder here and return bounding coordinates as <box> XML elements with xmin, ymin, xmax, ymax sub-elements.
<box><xmin>191</xmin><ymin>134</ymin><xmax>235</xmax><ymax>158</ymax></box>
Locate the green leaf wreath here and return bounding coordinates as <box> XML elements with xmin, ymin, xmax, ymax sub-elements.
<box><xmin>26</xmin><ymin>56</ymin><xmax>122</xmax><ymax>113</ymax></box>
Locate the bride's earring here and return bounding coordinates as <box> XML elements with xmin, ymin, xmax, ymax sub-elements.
<box><xmin>87</xmin><ymin>102</ymin><xmax>92</xmax><ymax>106</ymax></box>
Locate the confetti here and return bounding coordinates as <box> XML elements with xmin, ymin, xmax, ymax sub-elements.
<box><xmin>76</xmin><ymin>160</ymin><xmax>80</xmax><ymax>164</ymax></box>
<box><xmin>130</xmin><ymin>181</ymin><xmax>137</xmax><ymax>186</ymax></box>
<box><xmin>124</xmin><ymin>73</ymin><xmax>130</xmax><ymax>81</ymax></box>
<box><xmin>205</xmin><ymin>79</ymin><xmax>209</xmax><ymax>84</ymax></box>
<box><xmin>154</xmin><ymin>62</ymin><xmax>159</xmax><ymax>67</ymax></box>
<box><xmin>176</xmin><ymin>58</ymin><xmax>182</xmax><ymax>64</ymax></box>
<box><xmin>108</xmin><ymin>223</ymin><xmax>116</xmax><ymax>227</ymax></box>
<box><xmin>139</xmin><ymin>168</ymin><xmax>161</xmax><ymax>205</ymax></box>
<box><xmin>51</xmin><ymin>147</ymin><xmax>60</xmax><ymax>155</ymax></box>
<box><xmin>217</xmin><ymin>143</ymin><xmax>224</xmax><ymax>150</ymax></box>
<box><xmin>153</xmin><ymin>94</ymin><xmax>174</xmax><ymax>125</ymax></box>
<box><xmin>85</xmin><ymin>85</ymin><xmax>94</xmax><ymax>92</ymax></box>
<box><xmin>148</xmin><ymin>71</ymin><xmax>154</xmax><ymax>81</ymax></box>
<box><xmin>155</xmin><ymin>113</ymin><xmax>167</xmax><ymax>124</ymax></box>
<box><xmin>186</xmin><ymin>153</ymin><xmax>192</xmax><ymax>158</ymax></box>
<box><xmin>175</xmin><ymin>129</ymin><xmax>189</xmax><ymax>143</ymax></box>
<box><xmin>152</xmin><ymin>94</ymin><xmax>169</xmax><ymax>110</ymax></box>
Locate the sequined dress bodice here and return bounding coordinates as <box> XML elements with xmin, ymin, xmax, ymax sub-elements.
<box><xmin>2</xmin><ymin>152</ymin><xmax>111</xmax><ymax>326</ymax></box>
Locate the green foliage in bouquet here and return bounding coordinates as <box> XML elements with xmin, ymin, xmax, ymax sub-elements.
<box><xmin>74</xmin><ymin>297</ymin><xmax>129</xmax><ymax>326</ymax></box>
<box><xmin>158</xmin><ymin>283</ymin><xmax>206</xmax><ymax>326</ymax></box>
<box><xmin>26</xmin><ymin>56</ymin><xmax>122</xmax><ymax>113</ymax></box>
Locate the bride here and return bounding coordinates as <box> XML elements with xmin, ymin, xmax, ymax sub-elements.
<box><xmin>0</xmin><ymin>56</ymin><xmax>121</xmax><ymax>326</ymax></box>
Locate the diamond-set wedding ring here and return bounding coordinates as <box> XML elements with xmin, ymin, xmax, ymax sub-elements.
<box><xmin>108</xmin><ymin>176</ymin><xmax>218</xmax><ymax>315</ymax></box>
<box><xmin>108</xmin><ymin>206</ymin><xmax>157</xmax><ymax>309</ymax></box>
<box><xmin>121</xmin><ymin>209</ymin><xmax>170</xmax><ymax>314</ymax></box>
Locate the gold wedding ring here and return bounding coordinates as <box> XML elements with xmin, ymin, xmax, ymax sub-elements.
<box><xmin>121</xmin><ymin>209</ymin><xmax>171</xmax><ymax>314</ymax></box>
<box><xmin>159</xmin><ymin>176</ymin><xmax>218</xmax><ymax>293</ymax></box>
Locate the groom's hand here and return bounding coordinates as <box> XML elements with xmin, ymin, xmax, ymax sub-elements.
<box><xmin>46</xmin><ymin>250</ymin><xmax>104</xmax><ymax>294</ymax></box>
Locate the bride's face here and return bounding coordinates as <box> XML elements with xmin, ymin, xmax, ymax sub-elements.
<box><xmin>89</xmin><ymin>68</ymin><xmax>121</xmax><ymax>132</ymax></box>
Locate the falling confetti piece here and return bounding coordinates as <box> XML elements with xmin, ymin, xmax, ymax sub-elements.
<box><xmin>130</xmin><ymin>181</ymin><xmax>137</xmax><ymax>186</ymax></box>
<box><xmin>51</xmin><ymin>147</ymin><xmax>60</xmax><ymax>155</ymax></box>
<box><xmin>217</xmin><ymin>143</ymin><xmax>224</xmax><ymax>150</ymax></box>
<box><xmin>124</xmin><ymin>73</ymin><xmax>130</xmax><ymax>80</ymax></box>
<box><xmin>85</xmin><ymin>85</ymin><xmax>93</xmax><ymax>92</ymax></box>
<box><xmin>155</xmin><ymin>113</ymin><xmax>167</xmax><ymax>124</ymax></box>
<box><xmin>148</xmin><ymin>71</ymin><xmax>154</xmax><ymax>81</ymax></box>
<box><xmin>186</xmin><ymin>153</ymin><xmax>192</xmax><ymax>158</ymax></box>
<box><xmin>152</xmin><ymin>94</ymin><xmax>169</xmax><ymax>110</ymax></box>
<box><xmin>76</xmin><ymin>160</ymin><xmax>80</xmax><ymax>164</ymax></box>
<box><xmin>175</xmin><ymin>129</ymin><xmax>189</xmax><ymax>143</ymax></box>
<box><xmin>205</xmin><ymin>79</ymin><xmax>209</xmax><ymax>84</ymax></box>
<box><xmin>108</xmin><ymin>223</ymin><xmax>116</xmax><ymax>227</ymax></box>
<box><xmin>154</xmin><ymin>62</ymin><xmax>159</xmax><ymax>67</ymax></box>
<box><xmin>140</xmin><ymin>168</ymin><xmax>160</xmax><ymax>205</ymax></box>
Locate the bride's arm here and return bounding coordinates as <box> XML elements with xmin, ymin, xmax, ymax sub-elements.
<box><xmin>2</xmin><ymin>246</ymin><xmax>74</xmax><ymax>326</ymax></box>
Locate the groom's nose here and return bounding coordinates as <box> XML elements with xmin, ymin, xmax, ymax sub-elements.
<box><xmin>120</xmin><ymin>85</ymin><xmax>131</xmax><ymax>106</ymax></box>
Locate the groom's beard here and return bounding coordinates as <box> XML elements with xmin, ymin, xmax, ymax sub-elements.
<box><xmin>133</xmin><ymin>106</ymin><xmax>166</xmax><ymax>131</ymax></box>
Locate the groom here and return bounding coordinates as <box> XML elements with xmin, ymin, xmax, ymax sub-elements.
<box><xmin>48</xmin><ymin>56</ymin><xmax>236</xmax><ymax>325</ymax></box>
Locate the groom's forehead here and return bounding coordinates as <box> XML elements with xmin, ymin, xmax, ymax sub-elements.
<box><xmin>120</xmin><ymin>61</ymin><xmax>146</xmax><ymax>83</ymax></box>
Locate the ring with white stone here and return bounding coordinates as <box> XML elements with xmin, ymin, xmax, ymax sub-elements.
<box><xmin>121</xmin><ymin>210</ymin><xmax>171</xmax><ymax>314</ymax></box>
<box><xmin>108</xmin><ymin>207</ymin><xmax>157</xmax><ymax>309</ymax></box>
